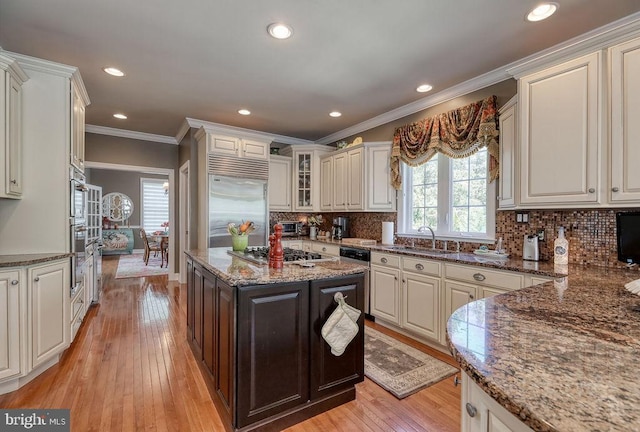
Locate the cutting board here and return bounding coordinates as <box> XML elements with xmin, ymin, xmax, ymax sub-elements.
<box><xmin>341</xmin><ymin>238</ymin><xmax>377</xmax><ymax>246</ymax></box>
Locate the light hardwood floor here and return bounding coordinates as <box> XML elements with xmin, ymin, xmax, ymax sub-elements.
<box><xmin>0</xmin><ymin>256</ymin><xmax>461</xmax><ymax>431</ymax></box>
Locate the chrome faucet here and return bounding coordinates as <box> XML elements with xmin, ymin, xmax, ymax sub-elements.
<box><xmin>417</xmin><ymin>226</ymin><xmax>436</xmax><ymax>250</ymax></box>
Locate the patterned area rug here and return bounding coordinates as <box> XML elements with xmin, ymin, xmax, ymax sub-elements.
<box><xmin>115</xmin><ymin>253</ymin><xmax>168</xmax><ymax>279</ymax></box>
<box><xmin>364</xmin><ymin>327</ymin><xmax>458</xmax><ymax>399</ymax></box>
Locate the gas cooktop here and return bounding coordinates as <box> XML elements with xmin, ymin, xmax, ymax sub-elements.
<box><xmin>227</xmin><ymin>247</ymin><xmax>338</xmax><ymax>266</ymax></box>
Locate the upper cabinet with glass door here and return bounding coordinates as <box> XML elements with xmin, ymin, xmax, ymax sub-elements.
<box><xmin>280</xmin><ymin>145</ymin><xmax>332</xmax><ymax>212</ymax></box>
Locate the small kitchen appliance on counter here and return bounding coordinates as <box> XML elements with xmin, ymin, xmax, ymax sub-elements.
<box><xmin>523</xmin><ymin>234</ymin><xmax>540</xmax><ymax>261</ymax></box>
<box><xmin>332</xmin><ymin>217</ymin><xmax>350</xmax><ymax>240</ymax></box>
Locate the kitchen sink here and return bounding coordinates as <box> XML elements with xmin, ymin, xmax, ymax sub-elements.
<box><xmin>381</xmin><ymin>245</ymin><xmax>457</xmax><ymax>255</ymax></box>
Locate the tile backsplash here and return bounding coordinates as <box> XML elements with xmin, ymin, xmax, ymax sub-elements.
<box><xmin>270</xmin><ymin>208</ymin><xmax>638</xmax><ymax>268</ymax></box>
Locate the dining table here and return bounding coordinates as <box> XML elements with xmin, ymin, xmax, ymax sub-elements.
<box><xmin>151</xmin><ymin>232</ymin><xmax>169</xmax><ymax>268</ymax></box>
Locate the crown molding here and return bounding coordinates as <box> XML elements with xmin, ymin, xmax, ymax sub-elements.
<box><xmin>315</xmin><ymin>66</ymin><xmax>511</xmax><ymax>145</ymax></box>
<box><xmin>86</xmin><ymin>124</ymin><xmax>178</xmax><ymax>145</ymax></box>
<box><xmin>316</xmin><ymin>11</ymin><xmax>640</xmax><ymax>145</ymax></box>
<box><xmin>6</xmin><ymin>50</ymin><xmax>78</xmax><ymax>78</ymax></box>
<box><xmin>506</xmin><ymin>11</ymin><xmax>640</xmax><ymax>78</ymax></box>
<box><xmin>71</xmin><ymin>70</ymin><xmax>91</xmax><ymax>106</ymax></box>
<box><xmin>0</xmin><ymin>51</ymin><xmax>29</xmax><ymax>84</ymax></box>
<box><xmin>177</xmin><ymin>117</ymin><xmax>314</xmax><ymax>146</ymax></box>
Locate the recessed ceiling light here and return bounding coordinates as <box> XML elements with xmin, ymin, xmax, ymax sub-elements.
<box><xmin>103</xmin><ymin>67</ymin><xmax>125</xmax><ymax>77</ymax></box>
<box><xmin>526</xmin><ymin>3</ymin><xmax>558</xmax><ymax>22</ymax></box>
<box><xmin>238</xmin><ymin>109</ymin><xmax>251</xmax><ymax>116</ymax></box>
<box><xmin>113</xmin><ymin>113</ymin><xmax>127</xmax><ymax>119</ymax></box>
<box><xmin>267</xmin><ymin>23</ymin><xmax>293</xmax><ymax>39</ymax></box>
<box><xmin>329</xmin><ymin>111</ymin><xmax>342</xmax><ymax>118</ymax></box>
<box><xmin>416</xmin><ymin>84</ymin><xmax>433</xmax><ymax>93</ymax></box>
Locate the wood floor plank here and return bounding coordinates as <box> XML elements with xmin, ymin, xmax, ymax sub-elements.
<box><xmin>0</xmin><ymin>255</ymin><xmax>462</xmax><ymax>432</ymax></box>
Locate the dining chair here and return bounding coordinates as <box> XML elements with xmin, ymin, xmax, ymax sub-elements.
<box><xmin>161</xmin><ymin>237</ymin><xmax>169</xmax><ymax>269</ymax></box>
<box><xmin>139</xmin><ymin>228</ymin><xmax>162</xmax><ymax>266</ymax></box>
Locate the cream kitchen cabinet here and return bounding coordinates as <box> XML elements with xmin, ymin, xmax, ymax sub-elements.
<box><xmin>319</xmin><ymin>156</ymin><xmax>333</xmax><ymax>211</ymax></box>
<box><xmin>280</xmin><ymin>144</ymin><xmax>332</xmax><ymax>212</ymax></box>
<box><xmin>0</xmin><ymin>53</ymin><xmax>28</xmax><ymax>199</ymax></box>
<box><xmin>70</xmin><ymin>285</ymin><xmax>85</xmax><ymax>342</ymax></box>
<box><xmin>610</xmin><ymin>36</ymin><xmax>640</xmax><ymax>203</ymax></box>
<box><xmin>0</xmin><ymin>269</ymin><xmax>22</xmax><ymax>381</ymax></box>
<box><xmin>370</xmin><ymin>252</ymin><xmax>401</xmax><ymax>325</ymax></box>
<box><xmin>346</xmin><ymin>148</ymin><xmax>364</xmax><ymax>210</ymax></box>
<box><xmin>0</xmin><ymin>257</ymin><xmax>70</xmax><ymax>396</ymax></box>
<box><xmin>70</xmin><ymin>80</ymin><xmax>87</xmax><ymax>172</ymax></box>
<box><xmin>268</xmin><ymin>155</ymin><xmax>292</xmax><ymax>211</ymax></box>
<box><xmin>462</xmin><ymin>373</ymin><xmax>534</xmax><ymax>432</ymax></box>
<box><xmin>401</xmin><ymin>257</ymin><xmax>441</xmax><ymax>342</ymax></box>
<box><xmin>371</xmin><ymin>252</ymin><xmax>442</xmax><ymax>343</ymax></box>
<box><xmin>497</xmin><ymin>96</ymin><xmax>517</xmax><ymax>209</ymax></box>
<box><xmin>518</xmin><ymin>51</ymin><xmax>602</xmax><ymax>207</ymax></box>
<box><xmin>365</xmin><ymin>142</ymin><xmax>396</xmax><ymax>211</ymax></box>
<box><xmin>207</xmin><ymin>134</ymin><xmax>269</xmax><ymax>160</ymax></box>
<box><xmin>332</xmin><ymin>152</ymin><xmax>348</xmax><ymax>210</ymax></box>
<box><xmin>29</xmin><ymin>260</ymin><xmax>70</xmax><ymax>369</ymax></box>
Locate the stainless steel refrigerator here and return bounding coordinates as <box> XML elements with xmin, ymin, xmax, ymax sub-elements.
<box><xmin>209</xmin><ymin>175</ymin><xmax>268</xmax><ymax>248</ymax></box>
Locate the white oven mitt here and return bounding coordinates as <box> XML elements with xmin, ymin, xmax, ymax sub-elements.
<box><xmin>321</xmin><ymin>292</ymin><xmax>361</xmax><ymax>356</ymax></box>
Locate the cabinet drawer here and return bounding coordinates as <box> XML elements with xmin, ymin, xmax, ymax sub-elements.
<box><xmin>445</xmin><ymin>264</ymin><xmax>524</xmax><ymax>290</ymax></box>
<box><xmin>70</xmin><ymin>287</ymin><xmax>85</xmax><ymax>323</ymax></box>
<box><xmin>371</xmin><ymin>252</ymin><xmax>400</xmax><ymax>268</ymax></box>
<box><xmin>402</xmin><ymin>257</ymin><xmax>440</xmax><ymax>277</ymax></box>
<box><xmin>311</xmin><ymin>242</ymin><xmax>339</xmax><ymax>256</ymax></box>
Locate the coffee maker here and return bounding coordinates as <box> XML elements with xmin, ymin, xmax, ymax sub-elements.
<box><xmin>332</xmin><ymin>217</ymin><xmax>350</xmax><ymax>240</ymax></box>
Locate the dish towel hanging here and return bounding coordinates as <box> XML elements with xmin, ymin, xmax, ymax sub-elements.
<box><xmin>321</xmin><ymin>292</ymin><xmax>361</xmax><ymax>356</ymax></box>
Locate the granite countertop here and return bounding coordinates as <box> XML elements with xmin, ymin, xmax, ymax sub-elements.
<box><xmin>300</xmin><ymin>237</ymin><xmax>567</xmax><ymax>278</ymax></box>
<box><xmin>0</xmin><ymin>252</ymin><xmax>73</xmax><ymax>268</ymax></box>
<box><xmin>446</xmin><ymin>266</ymin><xmax>640</xmax><ymax>432</ymax></box>
<box><xmin>185</xmin><ymin>248</ymin><xmax>367</xmax><ymax>287</ymax></box>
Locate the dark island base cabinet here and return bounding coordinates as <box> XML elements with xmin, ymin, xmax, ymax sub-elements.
<box><xmin>186</xmin><ymin>256</ymin><xmax>364</xmax><ymax>432</ymax></box>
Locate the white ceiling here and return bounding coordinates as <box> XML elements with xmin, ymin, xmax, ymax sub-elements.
<box><xmin>1</xmin><ymin>0</ymin><xmax>640</xmax><ymax>143</ymax></box>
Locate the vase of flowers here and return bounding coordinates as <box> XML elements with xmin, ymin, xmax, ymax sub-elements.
<box><xmin>161</xmin><ymin>221</ymin><xmax>169</xmax><ymax>233</ymax></box>
<box><xmin>228</xmin><ymin>221</ymin><xmax>255</xmax><ymax>251</ymax></box>
<box><xmin>307</xmin><ymin>215</ymin><xmax>322</xmax><ymax>240</ymax></box>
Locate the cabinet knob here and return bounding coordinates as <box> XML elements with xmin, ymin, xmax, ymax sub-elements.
<box><xmin>322</xmin><ymin>247</ymin><xmax>327</xmax><ymax>252</ymax></box>
<box><xmin>453</xmin><ymin>376</ymin><xmax>460</xmax><ymax>386</ymax></box>
<box><xmin>465</xmin><ymin>403</ymin><xmax>477</xmax><ymax>418</ymax></box>
<box><xmin>473</xmin><ymin>273</ymin><xmax>486</xmax><ymax>282</ymax></box>
<box><xmin>381</xmin><ymin>257</ymin><xmax>388</xmax><ymax>264</ymax></box>
<box><xmin>415</xmin><ymin>263</ymin><xmax>424</xmax><ymax>271</ymax></box>
<box><xmin>612</xmin><ymin>187</ymin><xmax>620</xmax><ymax>192</ymax></box>
<box><xmin>588</xmin><ymin>188</ymin><xmax>595</xmax><ymax>193</ymax></box>
<box><xmin>394</xmin><ymin>276</ymin><xmax>398</xmax><ymax>281</ymax></box>
<box><xmin>34</xmin><ymin>277</ymin><xmax>40</xmax><ymax>282</ymax></box>
<box><xmin>469</xmin><ymin>294</ymin><xmax>475</xmax><ymax>300</ymax></box>
<box><xmin>11</xmin><ymin>280</ymin><xmax>18</xmax><ymax>285</ymax></box>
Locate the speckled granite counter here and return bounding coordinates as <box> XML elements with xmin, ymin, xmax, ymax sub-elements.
<box><xmin>0</xmin><ymin>252</ymin><xmax>72</xmax><ymax>268</ymax></box>
<box><xmin>447</xmin><ymin>265</ymin><xmax>640</xmax><ymax>432</ymax></box>
<box><xmin>185</xmin><ymin>248</ymin><xmax>367</xmax><ymax>286</ymax></box>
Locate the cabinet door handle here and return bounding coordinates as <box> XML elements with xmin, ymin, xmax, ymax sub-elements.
<box><xmin>465</xmin><ymin>403</ymin><xmax>477</xmax><ymax>418</ymax></box>
<box><xmin>10</xmin><ymin>179</ymin><xmax>17</xmax><ymax>185</ymax></box>
<box><xmin>453</xmin><ymin>376</ymin><xmax>460</xmax><ymax>386</ymax></box>
<box><xmin>381</xmin><ymin>257</ymin><xmax>388</xmax><ymax>264</ymax></box>
<box><xmin>11</xmin><ymin>280</ymin><xmax>18</xmax><ymax>285</ymax></box>
<box><xmin>415</xmin><ymin>263</ymin><xmax>424</xmax><ymax>271</ymax></box>
<box><xmin>402</xmin><ymin>279</ymin><xmax>405</xmax><ymax>283</ymax></box>
<box><xmin>473</xmin><ymin>273</ymin><xmax>486</xmax><ymax>282</ymax></box>
<box><xmin>612</xmin><ymin>187</ymin><xmax>620</xmax><ymax>192</ymax></box>
<box><xmin>588</xmin><ymin>188</ymin><xmax>595</xmax><ymax>193</ymax></box>
<box><xmin>34</xmin><ymin>277</ymin><xmax>40</xmax><ymax>282</ymax></box>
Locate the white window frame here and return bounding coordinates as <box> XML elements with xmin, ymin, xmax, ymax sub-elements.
<box><xmin>140</xmin><ymin>177</ymin><xmax>169</xmax><ymax>233</ymax></box>
<box><xmin>397</xmin><ymin>151</ymin><xmax>496</xmax><ymax>243</ymax></box>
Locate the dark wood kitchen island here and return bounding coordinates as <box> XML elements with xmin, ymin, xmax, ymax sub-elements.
<box><xmin>184</xmin><ymin>248</ymin><xmax>367</xmax><ymax>432</ymax></box>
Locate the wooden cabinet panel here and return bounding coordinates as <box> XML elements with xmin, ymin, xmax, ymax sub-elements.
<box><xmin>29</xmin><ymin>261</ymin><xmax>69</xmax><ymax>369</ymax></box>
<box><xmin>192</xmin><ymin>264</ymin><xmax>203</xmax><ymax>358</ymax></box>
<box><xmin>269</xmin><ymin>155</ymin><xmax>292</xmax><ymax>210</ymax></box>
<box><xmin>241</xmin><ymin>139</ymin><xmax>268</xmax><ymax>159</ymax></box>
<box><xmin>186</xmin><ymin>259</ymin><xmax>194</xmax><ymax>340</ymax></box>
<box><xmin>366</xmin><ymin>143</ymin><xmax>395</xmax><ymax>211</ymax></box>
<box><xmin>402</xmin><ymin>272</ymin><xmax>440</xmax><ymax>341</ymax></box>
<box><xmin>370</xmin><ymin>264</ymin><xmax>400</xmax><ymax>324</ymax></box>
<box><xmin>498</xmin><ymin>97</ymin><xmax>517</xmax><ymax>209</ymax></box>
<box><xmin>202</xmin><ymin>270</ymin><xmax>216</xmax><ymax>375</ymax></box>
<box><xmin>310</xmin><ymin>275</ymin><xmax>364</xmax><ymax>400</ymax></box>
<box><xmin>347</xmin><ymin>148</ymin><xmax>364</xmax><ymax>210</ymax></box>
<box><xmin>208</xmin><ymin>135</ymin><xmax>240</xmax><ymax>156</ymax></box>
<box><xmin>237</xmin><ymin>281</ymin><xmax>309</xmax><ymax>428</ymax></box>
<box><xmin>0</xmin><ymin>270</ymin><xmax>21</xmax><ymax>380</ymax></box>
<box><xmin>333</xmin><ymin>153</ymin><xmax>347</xmax><ymax>210</ymax></box>
<box><xmin>215</xmin><ymin>279</ymin><xmax>235</xmax><ymax>422</ymax></box>
<box><xmin>519</xmin><ymin>52</ymin><xmax>601</xmax><ymax>205</ymax></box>
<box><xmin>70</xmin><ymin>82</ymin><xmax>86</xmax><ymax>172</ymax></box>
<box><xmin>610</xmin><ymin>36</ymin><xmax>640</xmax><ymax>203</ymax></box>
<box><xmin>444</xmin><ymin>281</ymin><xmax>477</xmax><ymax>341</ymax></box>
<box><xmin>320</xmin><ymin>156</ymin><xmax>333</xmax><ymax>211</ymax></box>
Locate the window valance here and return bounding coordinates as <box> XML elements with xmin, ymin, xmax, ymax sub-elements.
<box><xmin>390</xmin><ymin>95</ymin><xmax>499</xmax><ymax>189</ymax></box>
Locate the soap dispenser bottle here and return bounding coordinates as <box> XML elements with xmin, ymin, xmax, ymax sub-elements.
<box><xmin>554</xmin><ymin>227</ymin><xmax>569</xmax><ymax>265</ymax></box>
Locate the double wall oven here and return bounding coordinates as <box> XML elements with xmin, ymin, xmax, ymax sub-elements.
<box><xmin>70</xmin><ymin>168</ymin><xmax>88</xmax><ymax>296</ymax></box>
